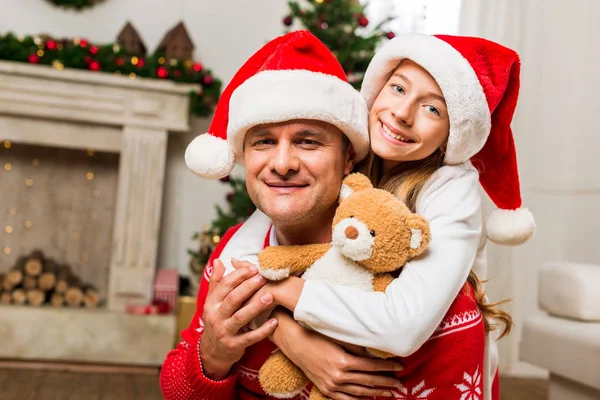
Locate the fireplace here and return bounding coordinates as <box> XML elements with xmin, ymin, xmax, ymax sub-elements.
<box><xmin>0</xmin><ymin>60</ymin><xmax>198</xmax><ymax>365</ymax></box>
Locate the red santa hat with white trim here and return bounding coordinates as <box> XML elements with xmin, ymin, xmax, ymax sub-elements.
<box><xmin>184</xmin><ymin>30</ymin><xmax>369</xmax><ymax>180</ymax></box>
<box><xmin>361</xmin><ymin>34</ymin><xmax>535</xmax><ymax>246</ymax></box>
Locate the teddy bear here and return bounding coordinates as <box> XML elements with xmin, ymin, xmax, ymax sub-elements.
<box><xmin>255</xmin><ymin>172</ymin><xmax>432</xmax><ymax>400</ymax></box>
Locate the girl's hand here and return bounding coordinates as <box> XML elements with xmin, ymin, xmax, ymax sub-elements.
<box><xmin>271</xmin><ymin>308</ymin><xmax>404</xmax><ymax>400</ymax></box>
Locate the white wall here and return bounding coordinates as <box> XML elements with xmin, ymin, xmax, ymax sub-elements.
<box><xmin>0</xmin><ymin>0</ymin><xmax>290</xmax><ymax>275</ymax></box>
<box><xmin>460</xmin><ymin>0</ymin><xmax>600</xmax><ymax>377</ymax></box>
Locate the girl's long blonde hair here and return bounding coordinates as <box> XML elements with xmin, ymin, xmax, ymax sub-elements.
<box><xmin>357</xmin><ymin>150</ymin><xmax>513</xmax><ymax>339</ymax></box>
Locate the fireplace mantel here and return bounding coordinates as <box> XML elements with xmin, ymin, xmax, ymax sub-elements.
<box><xmin>0</xmin><ymin>60</ymin><xmax>199</xmax><ymax>311</ymax></box>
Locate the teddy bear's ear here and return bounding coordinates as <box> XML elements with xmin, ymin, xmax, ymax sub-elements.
<box><xmin>340</xmin><ymin>173</ymin><xmax>373</xmax><ymax>200</ymax></box>
<box><xmin>406</xmin><ymin>214</ymin><xmax>432</xmax><ymax>257</ymax></box>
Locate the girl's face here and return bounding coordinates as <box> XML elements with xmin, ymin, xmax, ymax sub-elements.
<box><xmin>369</xmin><ymin>59</ymin><xmax>450</xmax><ymax>169</ymax></box>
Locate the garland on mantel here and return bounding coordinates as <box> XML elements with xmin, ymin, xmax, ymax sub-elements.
<box><xmin>0</xmin><ymin>32</ymin><xmax>222</xmax><ymax>117</ymax></box>
<box><xmin>45</xmin><ymin>0</ymin><xmax>106</xmax><ymax>10</ymax></box>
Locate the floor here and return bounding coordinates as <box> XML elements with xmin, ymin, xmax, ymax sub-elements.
<box><xmin>0</xmin><ymin>366</ymin><xmax>548</xmax><ymax>400</ymax></box>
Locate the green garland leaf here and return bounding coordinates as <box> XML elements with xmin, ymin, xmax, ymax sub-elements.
<box><xmin>45</xmin><ymin>0</ymin><xmax>106</xmax><ymax>10</ymax></box>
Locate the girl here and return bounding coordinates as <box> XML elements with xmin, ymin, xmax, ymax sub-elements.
<box><xmin>216</xmin><ymin>33</ymin><xmax>535</xmax><ymax>400</ymax></box>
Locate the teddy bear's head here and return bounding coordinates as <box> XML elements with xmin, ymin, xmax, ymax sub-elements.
<box><xmin>332</xmin><ymin>173</ymin><xmax>431</xmax><ymax>273</ymax></box>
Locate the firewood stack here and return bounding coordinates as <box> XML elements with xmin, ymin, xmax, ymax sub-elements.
<box><xmin>0</xmin><ymin>250</ymin><xmax>101</xmax><ymax>308</ymax></box>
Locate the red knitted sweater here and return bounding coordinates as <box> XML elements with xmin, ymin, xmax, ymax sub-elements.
<box><xmin>160</xmin><ymin>225</ymin><xmax>490</xmax><ymax>400</ymax></box>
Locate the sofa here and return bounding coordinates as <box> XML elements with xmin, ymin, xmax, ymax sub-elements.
<box><xmin>520</xmin><ymin>262</ymin><xmax>600</xmax><ymax>400</ymax></box>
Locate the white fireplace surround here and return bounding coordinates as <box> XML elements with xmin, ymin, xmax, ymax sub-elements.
<box><xmin>0</xmin><ymin>60</ymin><xmax>198</xmax><ymax>311</ymax></box>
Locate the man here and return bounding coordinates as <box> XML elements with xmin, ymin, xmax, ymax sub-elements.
<box><xmin>160</xmin><ymin>31</ymin><xmax>402</xmax><ymax>400</ymax></box>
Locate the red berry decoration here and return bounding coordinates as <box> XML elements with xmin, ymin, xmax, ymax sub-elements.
<box><xmin>386</xmin><ymin>31</ymin><xmax>396</xmax><ymax>39</ymax></box>
<box><xmin>220</xmin><ymin>176</ymin><xmax>231</xmax><ymax>183</ymax></box>
<box><xmin>283</xmin><ymin>15</ymin><xmax>293</xmax><ymax>26</ymax></box>
<box><xmin>115</xmin><ymin>57</ymin><xmax>124</xmax><ymax>66</ymax></box>
<box><xmin>203</xmin><ymin>75</ymin><xmax>213</xmax><ymax>85</ymax></box>
<box><xmin>193</xmin><ymin>62</ymin><xmax>203</xmax><ymax>72</ymax></box>
<box><xmin>84</xmin><ymin>56</ymin><xmax>92</xmax><ymax>64</ymax></box>
<box><xmin>89</xmin><ymin>46</ymin><xmax>99</xmax><ymax>55</ymax></box>
<box><xmin>79</xmin><ymin>39</ymin><xmax>89</xmax><ymax>47</ymax></box>
<box><xmin>89</xmin><ymin>61</ymin><xmax>101</xmax><ymax>71</ymax></box>
<box><xmin>46</xmin><ymin>41</ymin><xmax>56</xmax><ymax>50</ymax></box>
<box><xmin>157</xmin><ymin>67</ymin><xmax>168</xmax><ymax>78</ymax></box>
<box><xmin>137</xmin><ymin>58</ymin><xmax>145</xmax><ymax>68</ymax></box>
<box><xmin>226</xmin><ymin>193</ymin><xmax>234</xmax><ymax>202</ymax></box>
<box><xmin>357</xmin><ymin>16</ymin><xmax>369</xmax><ymax>27</ymax></box>
<box><xmin>28</xmin><ymin>54</ymin><xmax>40</xmax><ymax>64</ymax></box>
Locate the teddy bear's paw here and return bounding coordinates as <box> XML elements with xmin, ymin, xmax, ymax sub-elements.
<box><xmin>366</xmin><ymin>347</ymin><xmax>396</xmax><ymax>359</ymax></box>
<box><xmin>257</xmin><ymin>266</ymin><xmax>290</xmax><ymax>281</ymax></box>
<box><xmin>309</xmin><ymin>386</ymin><xmax>332</xmax><ymax>400</ymax></box>
<box><xmin>259</xmin><ymin>350</ymin><xmax>309</xmax><ymax>398</ymax></box>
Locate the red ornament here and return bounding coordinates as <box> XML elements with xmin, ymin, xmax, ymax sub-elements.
<box><xmin>46</xmin><ymin>41</ymin><xmax>56</xmax><ymax>50</ymax></box>
<box><xmin>157</xmin><ymin>67</ymin><xmax>168</xmax><ymax>78</ymax></box>
<box><xmin>226</xmin><ymin>193</ymin><xmax>234</xmax><ymax>202</ymax></box>
<box><xmin>28</xmin><ymin>54</ymin><xmax>40</xmax><ymax>64</ymax></box>
<box><xmin>386</xmin><ymin>31</ymin><xmax>396</xmax><ymax>39</ymax></box>
<box><xmin>203</xmin><ymin>75</ymin><xmax>213</xmax><ymax>85</ymax></box>
<box><xmin>357</xmin><ymin>16</ymin><xmax>369</xmax><ymax>27</ymax></box>
<box><xmin>89</xmin><ymin>61</ymin><xmax>101</xmax><ymax>71</ymax></box>
<box><xmin>193</xmin><ymin>62</ymin><xmax>203</xmax><ymax>72</ymax></box>
<box><xmin>283</xmin><ymin>16</ymin><xmax>293</xmax><ymax>26</ymax></box>
<box><xmin>89</xmin><ymin>46</ymin><xmax>99</xmax><ymax>55</ymax></box>
<box><xmin>115</xmin><ymin>57</ymin><xmax>125</xmax><ymax>66</ymax></box>
<box><xmin>84</xmin><ymin>56</ymin><xmax>92</xmax><ymax>64</ymax></box>
<box><xmin>137</xmin><ymin>58</ymin><xmax>145</xmax><ymax>68</ymax></box>
<box><xmin>219</xmin><ymin>176</ymin><xmax>231</xmax><ymax>183</ymax></box>
<box><xmin>79</xmin><ymin>39</ymin><xmax>89</xmax><ymax>48</ymax></box>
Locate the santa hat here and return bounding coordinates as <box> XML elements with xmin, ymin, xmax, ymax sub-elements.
<box><xmin>361</xmin><ymin>34</ymin><xmax>535</xmax><ymax>246</ymax></box>
<box><xmin>185</xmin><ymin>30</ymin><xmax>369</xmax><ymax>180</ymax></box>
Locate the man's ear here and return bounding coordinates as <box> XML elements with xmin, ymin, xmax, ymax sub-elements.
<box><xmin>406</xmin><ymin>214</ymin><xmax>431</xmax><ymax>257</ymax></box>
<box><xmin>340</xmin><ymin>173</ymin><xmax>373</xmax><ymax>200</ymax></box>
<box><xmin>343</xmin><ymin>143</ymin><xmax>356</xmax><ymax>175</ymax></box>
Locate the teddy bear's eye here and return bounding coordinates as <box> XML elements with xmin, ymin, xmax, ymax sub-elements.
<box><xmin>370</xmin><ymin>230</ymin><xmax>376</xmax><ymax>237</ymax></box>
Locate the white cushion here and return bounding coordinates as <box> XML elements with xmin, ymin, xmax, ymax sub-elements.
<box><xmin>520</xmin><ymin>315</ymin><xmax>600</xmax><ymax>391</ymax></box>
<box><xmin>539</xmin><ymin>262</ymin><xmax>600</xmax><ymax>321</ymax></box>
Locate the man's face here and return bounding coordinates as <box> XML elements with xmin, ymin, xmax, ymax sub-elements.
<box><xmin>243</xmin><ymin>119</ymin><xmax>354</xmax><ymax>225</ymax></box>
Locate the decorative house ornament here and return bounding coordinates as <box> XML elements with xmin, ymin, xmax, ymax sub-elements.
<box><xmin>117</xmin><ymin>22</ymin><xmax>147</xmax><ymax>58</ymax></box>
<box><xmin>156</xmin><ymin>21</ymin><xmax>194</xmax><ymax>61</ymax></box>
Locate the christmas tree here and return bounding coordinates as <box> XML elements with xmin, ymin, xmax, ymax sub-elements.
<box><xmin>283</xmin><ymin>0</ymin><xmax>395</xmax><ymax>88</ymax></box>
<box><xmin>188</xmin><ymin>176</ymin><xmax>256</xmax><ymax>273</ymax></box>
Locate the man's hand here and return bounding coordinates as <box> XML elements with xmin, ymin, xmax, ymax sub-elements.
<box><xmin>271</xmin><ymin>309</ymin><xmax>404</xmax><ymax>400</ymax></box>
<box><xmin>199</xmin><ymin>259</ymin><xmax>279</xmax><ymax>380</ymax></box>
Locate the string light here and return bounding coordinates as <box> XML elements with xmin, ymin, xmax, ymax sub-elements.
<box><xmin>32</xmin><ymin>159</ymin><xmax>39</xmax><ymax>167</ymax></box>
<box><xmin>9</xmin><ymin>208</ymin><xmax>16</xmax><ymax>216</ymax></box>
<box><xmin>3</xmin><ymin>141</ymin><xmax>11</xmax><ymax>149</ymax></box>
<box><xmin>24</xmin><ymin>221</ymin><xmax>32</xmax><ymax>228</ymax></box>
<box><xmin>25</xmin><ymin>179</ymin><xmax>33</xmax><ymax>187</ymax></box>
<box><xmin>5</xmin><ymin>226</ymin><xmax>12</xmax><ymax>233</ymax></box>
<box><xmin>158</xmin><ymin>57</ymin><xmax>166</xmax><ymax>65</ymax></box>
<box><xmin>37</xmin><ymin>49</ymin><xmax>44</xmax><ymax>57</ymax></box>
<box><xmin>86</xmin><ymin>149</ymin><xmax>94</xmax><ymax>156</ymax></box>
<box><xmin>131</xmin><ymin>56</ymin><xmax>139</xmax><ymax>66</ymax></box>
<box><xmin>86</xmin><ymin>172</ymin><xmax>94</xmax><ymax>180</ymax></box>
<box><xmin>4</xmin><ymin>163</ymin><xmax>11</xmax><ymax>171</ymax></box>
<box><xmin>92</xmin><ymin>190</ymin><xmax>100</xmax><ymax>198</ymax></box>
<box><xmin>212</xmin><ymin>235</ymin><xmax>221</xmax><ymax>243</ymax></box>
<box><xmin>3</xmin><ymin>247</ymin><xmax>11</xmax><ymax>255</ymax></box>
<box><xmin>129</xmin><ymin>72</ymin><xmax>136</xmax><ymax>79</ymax></box>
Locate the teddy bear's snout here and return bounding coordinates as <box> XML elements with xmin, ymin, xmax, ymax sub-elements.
<box><xmin>345</xmin><ymin>226</ymin><xmax>359</xmax><ymax>240</ymax></box>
